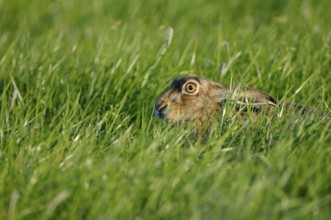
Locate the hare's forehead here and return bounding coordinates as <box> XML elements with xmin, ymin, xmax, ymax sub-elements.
<box><xmin>170</xmin><ymin>76</ymin><xmax>201</xmax><ymax>90</ymax></box>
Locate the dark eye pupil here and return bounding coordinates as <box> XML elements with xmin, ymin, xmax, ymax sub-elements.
<box><xmin>186</xmin><ymin>83</ymin><xmax>196</xmax><ymax>92</ymax></box>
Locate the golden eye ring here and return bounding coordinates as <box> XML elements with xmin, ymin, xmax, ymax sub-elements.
<box><xmin>184</xmin><ymin>82</ymin><xmax>198</xmax><ymax>94</ymax></box>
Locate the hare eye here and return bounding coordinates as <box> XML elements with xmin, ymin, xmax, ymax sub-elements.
<box><xmin>184</xmin><ymin>82</ymin><xmax>197</xmax><ymax>94</ymax></box>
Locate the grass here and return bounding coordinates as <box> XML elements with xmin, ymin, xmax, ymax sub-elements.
<box><xmin>1</xmin><ymin>0</ymin><xmax>331</xmax><ymax>219</ymax></box>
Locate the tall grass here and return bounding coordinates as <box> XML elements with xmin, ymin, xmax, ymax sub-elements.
<box><xmin>1</xmin><ymin>0</ymin><xmax>331</xmax><ymax>219</ymax></box>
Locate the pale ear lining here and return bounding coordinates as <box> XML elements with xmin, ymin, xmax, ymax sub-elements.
<box><xmin>211</xmin><ymin>86</ymin><xmax>277</xmax><ymax>110</ymax></box>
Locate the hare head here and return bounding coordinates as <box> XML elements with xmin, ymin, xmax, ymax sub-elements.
<box><xmin>154</xmin><ymin>76</ymin><xmax>277</xmax><ymax>125</ymax></box>
<box><xmin>154</xmin><ymin>76</ymin><xmax>225</xmax><ymax>124</ymax></box>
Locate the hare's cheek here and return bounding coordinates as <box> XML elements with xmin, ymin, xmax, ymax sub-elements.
<box><xmin>167</xmin><ymin>109</ymin><xmax>182</xmax><ymax>121</ymax></box>
<box><xmin>181</xmin><ymin>95</ymin><xmax>197</xmax><ymax>106</ymax></box>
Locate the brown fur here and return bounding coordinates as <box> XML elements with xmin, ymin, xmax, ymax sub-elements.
<box><xmin>154</xmin><ymin>76</ymin><xmax>278</xmax><ymax>126</ymax></box>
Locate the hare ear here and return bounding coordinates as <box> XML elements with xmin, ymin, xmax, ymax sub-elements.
<box><xmin>212</xmin><ymin>86</ymin><xmax>277</xmax><ymax>110</ymax></box>
<box><xmin>233</xmin><ymin>88</ymin><xmax>277</xmax><ymax>110</ymax></box>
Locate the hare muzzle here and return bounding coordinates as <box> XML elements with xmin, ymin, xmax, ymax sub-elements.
<box><xmin>154</xmin><ymin>102</ymin><xmax>168</xmax><ymax>119</ymax></box>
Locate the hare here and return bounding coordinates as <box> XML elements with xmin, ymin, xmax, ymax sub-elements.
<box><xmin>154</xmin><ymin>76</ymin><xmax>315</xmax><ymax>126</ymax></box>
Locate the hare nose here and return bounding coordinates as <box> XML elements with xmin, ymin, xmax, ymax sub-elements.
<box><xmin>154</xmin><ymin>104</ymin><xmax>168</xmax><ymax>119</ymax></box>
<box><xmin>158</xmin><ymin>104</ymin><xmax>168</xmax><ymax>112</ymax></box>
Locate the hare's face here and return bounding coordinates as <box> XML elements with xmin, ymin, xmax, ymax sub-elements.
<box><xmin>154</xmin><ymin>76</ymin><xmax>222</xmax><ymax>123</ymax></box>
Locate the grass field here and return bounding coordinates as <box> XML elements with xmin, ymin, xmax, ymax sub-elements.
<box><xmin>1</xmin><ymin>0</ymin><xmax>331</xmax><ymax>219</ymax></box>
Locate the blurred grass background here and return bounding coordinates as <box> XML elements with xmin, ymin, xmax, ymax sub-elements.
<box><xmin>1</xmin><ymin>0</ymin><xmax>331</xmax><ymax>219</ymax></box>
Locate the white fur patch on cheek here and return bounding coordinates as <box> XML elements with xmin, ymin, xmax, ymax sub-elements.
<box><xmin>168</xmin><ymin>92</ymin><xmax>176</xmax><ymax>100</ymax></box>
<box><xmin>169</xmin><ymin>92</ymin><xmax>182</xmax><ymax>104</ymax></box>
